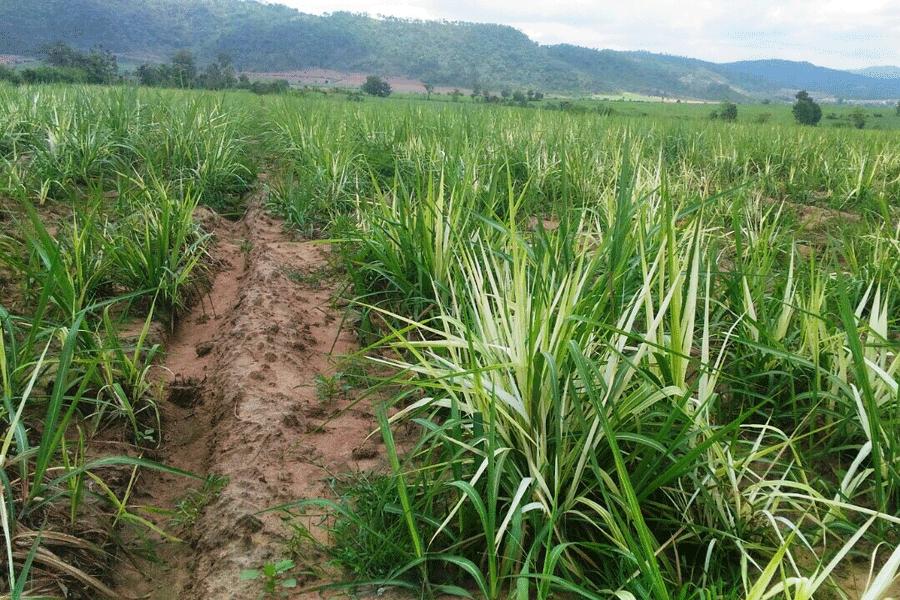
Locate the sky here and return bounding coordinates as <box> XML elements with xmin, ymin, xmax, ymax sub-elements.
<box><xmin>265</xmin><ymin>0</ymin><xmax>900</xmax><ymax>70</ymax></box>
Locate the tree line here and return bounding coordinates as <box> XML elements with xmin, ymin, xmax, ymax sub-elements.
<box><xmin>0</xmin><ymin>40</ymin><xmax>117</xmax><ymax>85</ymax></box>
<box><xmin>136</xmin><ymin>51</ymin><xmax>238</xmax><ymax>90</ymax></box>
<box><xmin>135</xmin><ymin>51</ymin><xmax>288</xmax><ymax>93</ymax></box>
<box><xmin>470</xmin><ymin>85</ymin><xmax>545</xmax><ymax>106</ymax></box>
<box><xmin>0</xmin><ymin>41</ymin><xmax>290</xmax><ymax>95</ymax></box>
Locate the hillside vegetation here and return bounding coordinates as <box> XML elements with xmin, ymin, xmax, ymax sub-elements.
<box><xmin>4</xmin><ymin>1</ymin><xmax>900</xmax><ymax>97</ymax></box>
<box><xmin>0</xmin><ymin>0</ymin><xmax>781</xmax><ymax>99</ymax></box>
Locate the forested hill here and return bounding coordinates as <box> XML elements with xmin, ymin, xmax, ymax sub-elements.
<box><xmin>0</xmin><ymin>0</ymin><xmax>884</xmax><ymax>100</ymax></box>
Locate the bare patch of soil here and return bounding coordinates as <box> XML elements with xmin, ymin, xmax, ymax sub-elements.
<box><xmin>242</xmin><ymin>68</ymin><xmax>468</xmax><ymax>95</ymax></box>
<box><xmin>751</xmin><ymin>197</ymin><xmax>871</xmax><ymax>264</ymax></box>
<box><xmin>113</xmin><ymin>183</ymin><xmax>402</xmax><ymax>599</ymax></box>
<box><xmin>0</xmin><ymin>54</ymin><xmax>29</xmax><ymax>66</ymax></box>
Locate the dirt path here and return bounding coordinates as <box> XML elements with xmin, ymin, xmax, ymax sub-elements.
<box><xmin>115</xmin><ymin>181</ymin><xmax>390</xmax><ymax>599</ymax></box>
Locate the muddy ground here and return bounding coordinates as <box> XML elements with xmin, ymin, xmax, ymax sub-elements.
<box><xmin>112</xmin><ymin>181</ymin><xmax>410</xmax><ymax>600</ymax></box>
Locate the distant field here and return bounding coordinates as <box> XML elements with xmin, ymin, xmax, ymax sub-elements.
<box><xmin>242</xmin><ymin>68</ymin><xmax>465</xmax><ymax>94</ymax></box>
<box><xmin>605</xmin><ymin>98</ymin><xmax>900</xmax><ymax>129</ymax></box>
<box><xmin>379</xmin><ymin>89</ymin><xmax>900</xmax><ymax>130</ymax></box>
<box><xmin>245</xmin><ymin>72</ymin><xmax>900</xmax><ymax>131</ymax></box>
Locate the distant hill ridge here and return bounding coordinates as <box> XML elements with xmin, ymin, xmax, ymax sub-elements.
<box><xmin>724</xmin><ymin>60</ymin><xmax>900</xmax><ymax>99</ymax></box>
<box><xmin>1</xmin><ymin>0</ymin><xmax>899</xmax><ymax>100</ymax></box>
<box><xmin>849</xmin><ymin>66</ymin><xmax>900</xmax><ymax>79</ymax></box>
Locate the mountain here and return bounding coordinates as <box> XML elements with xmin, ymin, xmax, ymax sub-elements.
<box><xmin>849</xmin><ymin>66</ymin><xmax>900</xmax><ymax>79</ymax></box>
<box><xmin>546</xmin><ymin>46</ymin><xmax>777</xmax><ymax>100</ymax></box>
<box><xmin>1</xmin><ymin>0</ymin><xmax>894</xmax><ymax>101</ymax></box>
<box><xmin>0</xmin><ymin>0</ymin><xmax>786</xmax><ymax>100</ymax></box>
<box><xmin>723</xmin><ymin>59</ymin><xmax>900</xmax><ymax>99</ymax></box>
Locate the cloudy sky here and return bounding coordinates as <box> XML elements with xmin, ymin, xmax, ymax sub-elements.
<box><xmin>267</xmin><ymin>0</ymin><xmax>899</xmax><ymax>70</ymax></box>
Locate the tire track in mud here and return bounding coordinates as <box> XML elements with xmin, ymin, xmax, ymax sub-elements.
<box><xmin>116</xmin><ymin>183</ymin><xmax>389</xmax><ymax>599</ymax></box>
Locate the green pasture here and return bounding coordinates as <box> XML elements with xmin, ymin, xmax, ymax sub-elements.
<box><xmin>375</xmin><ymin>87</ymin><xmax>900</xmax><ymax>131</ymax></box>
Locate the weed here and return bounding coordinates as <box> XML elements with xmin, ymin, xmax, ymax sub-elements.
<box><xmin>285</xmin><ymin>265</ymin><xmax>330</xmax><ymax>288</ymax></box>
<box><xmin>313</xmin><ymin>372</ymin><xmax>351</xmax><ymax>402</ymax></box>
<box><xmin>335</xmin><ymin>355</ymin><xmax>369</xmax><ymax>388</ymax></box>
<box><xmin>171</xmin><ymin>474</ymin><xmax>229</xmax><ymax>528</ymax></box>
<box><xmin>239</xmin><ymin>559</ymin><xmax>299</xmax><ymax>599</ymax></box>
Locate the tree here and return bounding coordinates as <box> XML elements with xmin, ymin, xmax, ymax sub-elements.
<box><xmin>249</xmin><ymin>79</ymin><xmax>289</xmax><ymax>95</ymax></box>
<box><xmin>137</xmin><ymin>63</ymin><xmax>164</xmax><ymax>87</ymax></box>
<box><xmin>38</xmin><ymin>40</ymin><xmax>117</xmax><ymax>84</ymax></box>
<box><xmin>361</xmin><ymin>75</ymin><xmax>391</xmax><ymax>97</ymax></box>
<box><xmin>215</xmin><ymin>53</ymin><xmax>237</xmax><ymax>89</ymax></box>
<box><xmin>171</xmin><ymin>51</ymin><xmax>197</xmax><ymax>88</ymax></box>
<box><xmin>0</xmin><ymin>65</ymin><xmax>22</xmax><ymax>85</ymax></box>
<box><xmin>895</xmin><ymin>101</ymin><xmax>899</xmax><ymax>117</ymax></box>
<box><xmin>719</xmin><ymin>101</ymin><xmax>737</xmax><ymax>122</ymax></box>
<box><xmin>423</xmin><ymin>82</ymin><xmax>434</xmax><ymax>99</ymax></box>
<box><xmin>792</xmin><ymin>90</ymin><xmax>822</xmax><ymax>126</ymax></box>
<box><xmin>38</xmin><ymin>40</ymin><xmax>81</xmax><ymax>68</ymax></box>
<box><xmin>202</xmin><ymin>62</ymin><xmax>223</xmax><ymax>90</ymax></box>
<box><xmin>199</xmin><ymin>54</ymin><xmax>237</xmax><ymax>90</ymax></box>
<box><xmin>21</xmin><ymin>67</ymin><xmax>86</xmax><ymax>85</ymax></box>
<box><xmin>851</xmin><ymin>108</ymin><xmax>866</xmax><ymax>130</ymax></box>
<box><xmin>82</xmin><ymin>45</ymin><xmax>118</xmax><ymax>84</ymax></box>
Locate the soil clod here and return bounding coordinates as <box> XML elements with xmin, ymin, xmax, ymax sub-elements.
<box><xmin>167</xmin><ymin>376</ymin><xmax>205</xmax><ymax>408</ymax></box>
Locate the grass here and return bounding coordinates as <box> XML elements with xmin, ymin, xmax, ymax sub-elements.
<box><xmin>257</xmin><ymin>104</ymin><xmax>900</xmax><ymax>598</ymax></box>
<box><xmin>3</xmin><ymin>82</ymin><xmax>900</xmax><ymax>599</ymax></box>
<box><xmin>0</xmin><ymin>85</ymin><xmax>243</xmax><ymax>598</ymax></box>
<box><xmin>0</xmin><ymin>297</ymin><xmax>203</xmax><ymax>597</ymax></box>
